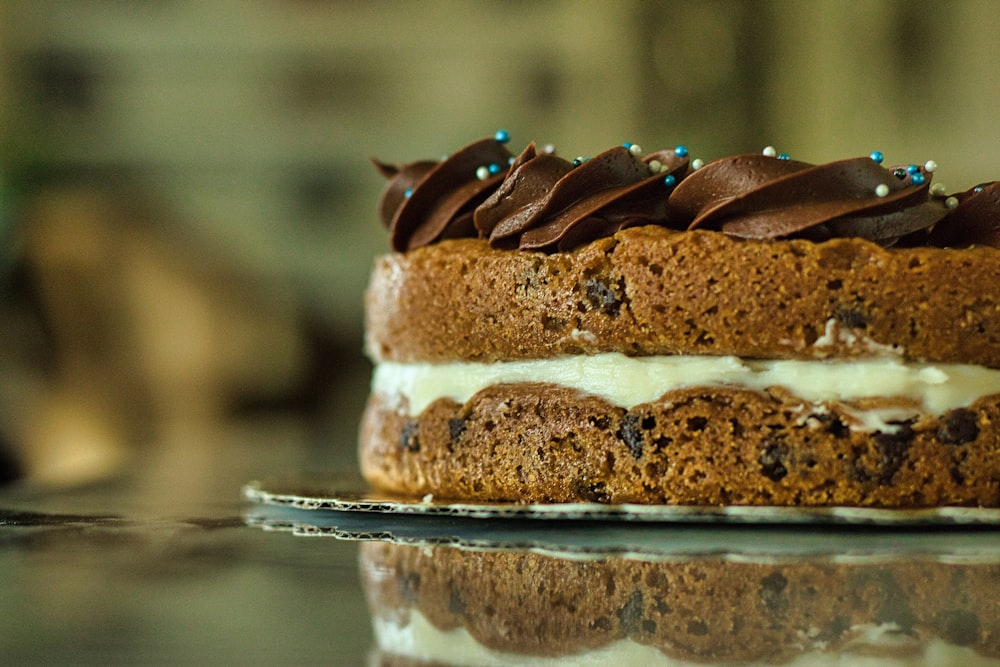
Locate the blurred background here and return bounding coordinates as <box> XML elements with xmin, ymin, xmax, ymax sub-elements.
<box><xmin>1</xmin><ymin>0</ymin><xmax>999</xmax><ymax>502</ymax></box>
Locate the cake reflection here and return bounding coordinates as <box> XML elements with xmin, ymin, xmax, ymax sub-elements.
<box><xmin>360</xmin><ymin>539</ymin><xmax>1000</xmax><ymax>666</ymax></box>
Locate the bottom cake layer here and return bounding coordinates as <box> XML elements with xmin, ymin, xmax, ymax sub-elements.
<box><xmin>359</xmin><ymin>384</ymin><xmax>1000</xmax><ymax>507</ymax></box>
<box><xmin>360</xmin><ymin>541</ymin><xmax>1000</xmax><ymax>666</ymax></box>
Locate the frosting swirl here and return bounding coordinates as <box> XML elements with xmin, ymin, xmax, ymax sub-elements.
<box><xmin>668</xmin><ymin>154</ymin><xmax>946</xmax><ymax>246</ymax></box>
<box><xmin>926</xmin><ymin>181</ymin><xmax>1000</xmax><ymax>248</ymax></box>
<box><xmin>376</xmin><ymin>138</ymin><xmax>513</xmax><ymax>252</ymax></box>
<box><xmin>475</xmin><ymin>143</ymin><xmax>689</xmax><ymax>251</ymax></box>
<box><xmin>374</xmin><ymin>137</ymin><xmax>1000</xmax><ymax>252</ymax></box>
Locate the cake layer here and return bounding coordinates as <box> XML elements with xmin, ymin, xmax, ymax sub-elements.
<box><xmin>372</xmin><ymin>353</ymin><xmax>1000</xmax><ymax>425</ymax></box>
<box><xmin>361</xmin><ymin>541</ymin><xmax>1000</xmax><ymax>665</ymax></box>
<box><xmin>364</xmin><ymin>227</ymin><xmax>1000</xmax><ymax>366</ymax></box>
<box><xmin>359</xmin><ymin>384</ymin><xmax>1000</xmax><ymax>507</ymax></box>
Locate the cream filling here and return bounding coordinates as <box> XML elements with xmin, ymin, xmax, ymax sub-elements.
<box><xmin>373</xmin><ymin>611</ymin><xmax>1000</xmax><ymax>667</ymax></box>
<box><xmin>372</xmin><ymin>353</ymin><xmax>1000</xmax><ymax>431</ymax></box>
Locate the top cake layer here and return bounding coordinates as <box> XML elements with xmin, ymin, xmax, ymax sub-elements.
<box><xmin>365</xmin><ymin>227</ymin><xmax>1000</xmax><ymax>365</ymax></box>
<box><xmin>367</xmin><ymin>135</ymin><xmax>1000</xmax><ymax>365</ymax></box>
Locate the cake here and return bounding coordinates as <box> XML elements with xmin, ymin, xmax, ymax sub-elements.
<box><xmin>361</xmin><ymin>132</ymin><xmax>1000</xmax><ymax>507</ymax></box>
<box><xmin>360</xmin><ymin>539</ymin><xmax>1000</xmax><ymax>665</ymax></box>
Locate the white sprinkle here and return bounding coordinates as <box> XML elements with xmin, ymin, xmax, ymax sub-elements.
<box><xmin>475</xmin><ymin>166</ymin><xmax>490</xmax><ymax>180</ymax></box>
<box><xmin>691</xmin><ymin>158</ymin><xmax>704</xmax><ymax>170</ymax></box>
<box><xmin>875</xmin><ymin>183</ymin><xmax>890</xmax><ymax>198</ymax></box>
<box><xmin>924</xmin><ymin>160</ymin><xmax>938</xmax><ymax>173</ymax></box>
<box><xmin>542</xmin><ymin>144</ymin><xmax>556</xmax><ymax>154</ymax></box>
<box><xmin>930</xmin><ymin>183</ymin><xmax>947</xmax><ymax>197</ymax></box>
<box><xmin>422</xmin><ymin>493</ymin><xmax>434</xmax><ymax>503</ymax></box>
<box><xmin>945</xmin><ymin>196</ymin><xmax>959</xmax><ymax>209</ymax></box>
<box><xmin>762</xmin><ymin>146</ymin><xmax>777</xmax><ymax>157</ymax></box>
<box><xmin>647</xmin><ymin>159</ymin><xmax>662</xmax><ymax>174</ymax></box>
<box><xmin>629</xmin><ymin>144</ymin><xmax>643</xmax><ymax>156</ymax></box>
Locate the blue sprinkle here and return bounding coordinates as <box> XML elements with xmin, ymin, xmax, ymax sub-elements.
<box><xmin>572</xmin><ymin>158</ymin><xmax>583</xmax><ymax>167</ymax></box>
<box><xmin>664</xmin><ymin>174</ymin><xmax>677</xmax><ymax>188</ymax></box>
<box><xmin>488</xmin><ymin>162</ymin><xmax>502</xmax><ymax>175</ymax></box>
<box><xmin>494</xmin><ymin>129</ymin><xmax>510</xmax><ymax>144</ymax></box>
<box><xmin>911</xmin><ymin>172</ymin><xmax>926</xmax><ymax>185</ymax></box>
<box><xmin>404</xmin><ymin>188</ymin><xmax>413</xmax><ymax>198</ymax></box>
<box><xmin>907</xmin><ymin>164</ymin><xmax>919</xmax><ymax>174</ymax></box>
<box><xmin>674</xmin><ymin>145</ymin><xmax>689</xmax><ymax>158</ymax></box>
<box><xmin>975</xmin><ymin>185</ymin><xmax>985</xmax><ymax>193</ymax></box>
<box><xmin>623</xmin><ymin>142</ymin><xmax>633</xmax><ymax>149</ymax></box>
<box><xmin>870</xmin><ymin>151</ymin><xmax>884</xmax><ymax>164</ymax></box>
<box><xmin>778</xmin><ymin>153</ymin><xmax>790</xmax><ymax>160</ymax></box>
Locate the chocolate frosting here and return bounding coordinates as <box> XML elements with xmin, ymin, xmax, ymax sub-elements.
<box><xmin>375</xmin><ymin>137</ymin><xmax>1000</xmax><ymax>252</ymax></box>
<box><xmin>926</xmin><ymin>182</ymin><xmax>1000</xmax><ymax>248</ymax></box>
<box><xmin>475</xmin><ymin>143</ymin><xmax>689</xmax><ymax>251</ymax></box>
<box><xmin>669</xmin><ymin>154</ymin><xmax>947</xmax><ymax>246</ymax></box>
<box><xmin>377</xmin><ymin>138</ymin><xmax>513</xmax><ymax>252</ymax></box>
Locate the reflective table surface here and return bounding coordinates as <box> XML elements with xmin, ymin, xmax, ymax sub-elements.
<box><xmin>4</xmin><ymin>473</ymin><xmax>1000</xmax><ymax>665</ymax></box>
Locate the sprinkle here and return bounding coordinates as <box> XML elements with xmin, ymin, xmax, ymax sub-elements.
<box><xmin>664</xmin><ymin>174</ymin><xmax>677</xmax><ymax>188</ymax></box>
<box><xmin>572</xmin><ymin>157</ymin><xmax>584</xmax><ymax>167</ymax></box>
<box><xmin>508</xmin><ymin>156</ymin><xmax>516</xmax><ymax>165</ymax></box>
<box><xmin>924</xmin><ymin>160</ymin><xmax>938</xmax><ymax>173</ymax></box>
<box><xmin>404</xmin><ymin>188</ymin><xmax>413</xmax><ymax>198</ymax></box>
<box><xmin>911</xmin><ymin>172</ymin><xmax>926</xmax><ymax>185</ymax></box>
<box><xmin>893</xmin><ymin>168</ymin><xmax>907</xmax><ymax>179</ymax></box>
<box><xmin>647</xmin><ymin>159</ymin><xmax>662</xmax><ymax>174</ymax></box>
<box><xmin>488</xmin><ymin>162</ymin><xmax>502</xmax><ymax>175</ymax></box>
<box><xmin>691</xmin><ymin>158</ymin><xmax>704</xmax><ymax>170</ymax></box>
<box><xmin>475</xmin><ymin>166</ymin><xmax>490</xmax><ymax>180</ymax></box>
<box><xmin>907</xmin><ymin>164</ymin><xmax>920</xmax><ymax>174</ymax></box>
<box><xmin>945</xmin><ymin>196</ymin><xmax>959</xmax><ymax>209</ymax></box>
<box><xmin>762</xmin><ymin>146</ymin><xmax>777</xmax><ymax>158</ymax></box>
<box><xmin>778</xmin><ymin>152</ymin><xmax>790</xmax><ymax>160</ymax></box>
<box><xmin>674</xmin><ymin>145</ymin><xmax>689</xmax><ymax>158</ymax></box>
<box><xmin>875</xmin><ymin>184</ymin><xmax>890</xmax><ymax>197</ymax></box>
<box><xmin>622</xmin><ymin>142</ymin><xmax>632</xmax><ymax>149</ymax></box>
<box><xmin>628</xmin><ymin>143</ymin><xmax>643</xmax><ymax>156</ymax></box>
<box><xmin>542</xmin><ymin>144</ymin><xmax>556</xmax><ymax>154</ymax></box>
<box><xmin>930</xmin><ymin>183</ymin><xmax>947</xmax><ymax>197</ymax></box>
<box><xmin>494</xmin><ymin>129</ymin><xmax>510</xmax><ymax>144</ymax></box>
<box><xmin>974</xmin><ymin>185</ymin><xmax>985</xmax><ymax>193</ymax></box>
<box><xmin>870</xmin><ymin>151</ymin><xmax>884</xmax><ymax>164</ymax></box>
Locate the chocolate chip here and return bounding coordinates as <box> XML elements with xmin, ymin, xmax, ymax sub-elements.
<box><xmin>686</xmin><ymin>619</ymin><xmax>709</xmax><ymax>636</ymax></box>
<box><xmin>836</xmin><ymin>307</ymin><xmax>868</xmax><ymax>328</ymax></box>
<box><xmin>873</xmin><ymin>424</ymin><xmax>914</xmax><ymax>484</ymax></box>
<box><xmin>617</xmin><ymin>590</ymin><xmax>645</xmax><ymax>634</ymax></box>
<box><xmin>448</xmin><ymin>417</ymin><xmax>467</xmax><ymax>443</ymax></box>
<box><xmin>938</xmin><ymin>409</ymin><xmax>979</xmax><ymax>445</ymax></box>
<box><xmin>873</xmin><ymin>574</ymin><xmax>915</xmax><ymax>632</ymax></box>
<box><xmin>760</xmin><ymin>571</ymin><xmax>789</xmax><ymax>613</ymax></box>
<box><xmin>617</xmin><ymin>414</ymin><xmax>646</xmax><ymax>459</ymax></box>
<box><xmin>399</xmin><ymin>420</ymin><xmax>420</xmax><ymax>452</ymax></box>
<box><xmin>572</xmin><ymin>479</ymin><xmax>610</xmax><ymax>503</ymax></box>
<box><xmin>686</xmin><ymin>416</ymin><xmax>708</xmax><ymax>432</ymax></box>
<box><xmin>937</xmin><ymin>609</ymin><xmax>980</xmax><ymax>646</ymax></box>
<box><xmin>585</xmin><ymin>277</ymin><xmax>623</xmax><ymax>316</ymax></box>
<box><xmin>760</xmin><ymin>442</ymin><xmax>789</xmax><ymax>482</ymax></box>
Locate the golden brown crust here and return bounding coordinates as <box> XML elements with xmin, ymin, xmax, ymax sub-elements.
<box><xmin>364</xmin><ymin>227</ymin><xmax>1000</xmax><ymax>366</ymax></box>
<box><xmin>361</xmin><ymin>541</ymin><xmax>1000</xmax><ymax>663</ymax></box>
<box><xmin>359</xmin><ymin>384</ymin><xmax>1000</xmax><ymax>507</ymax></box>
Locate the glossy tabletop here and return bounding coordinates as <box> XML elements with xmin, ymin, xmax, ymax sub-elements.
<box><xmin>4</xmin><ymin>469</ymin><xmax>1000</xmax><ymax>665</ymax></box>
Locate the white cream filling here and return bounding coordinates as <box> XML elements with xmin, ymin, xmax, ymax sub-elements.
<box><xmin>373</xmin><ymin>611</ymin><xmax>1000</xmax><ymax>667</ymax></box>
<box><xmin>372</xmin><ymin>353</ymin><xmax>1000</xmax><ymax>431</ymax></box>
